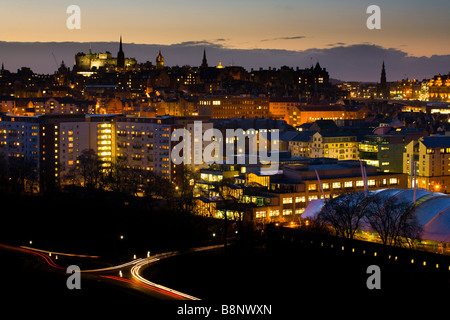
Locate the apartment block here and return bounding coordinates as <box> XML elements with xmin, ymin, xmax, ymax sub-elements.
<box><xmin>288</xmin><ymin>131</ymin><xmax>358</xmax><ymax>160</ymax></box>
<box><xmin>404</xmin><ymin>135</ymin><xmax>450</xmax><ymax>193</ymax></box>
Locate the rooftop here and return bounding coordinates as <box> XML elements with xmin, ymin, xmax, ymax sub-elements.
<box><xmin>421</xmin><ymin>135</ymin><xmax>450</xmax><ymax>148</ymax></box>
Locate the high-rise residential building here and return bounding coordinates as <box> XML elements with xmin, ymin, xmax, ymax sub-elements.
<box><xmin>0</xmin><ymin>113</ymin><xmax>216</xmax><ymax>192</ymax></box>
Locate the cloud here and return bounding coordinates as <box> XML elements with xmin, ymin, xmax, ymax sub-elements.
<box><xmin>327</xmin><ymin>42</ymin><xmax>346</xmax><ymax>47</ymax></box>
<box><xmin>261</xmin><ymin>36</ymin><xmax>306</xmax><ymax>42</ymax></box>
<box><xmin>173</xmin><ymin>40</ymin><xmax>222</xmax><ymax>48</ymax></box>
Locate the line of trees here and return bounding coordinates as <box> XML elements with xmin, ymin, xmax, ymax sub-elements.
<box><xmin>315</xmin><ymin>191</ymin><xmax>423</xmax><ymax>249</ymax></box>
<box><xmin>61</xmin><ymin>149</ymin><xmax>200</xmax><ymax>213</ymax></box>
<box><xmin>0</xmin><ymin>153</ymin><xmax>39</xmax><ymax>193</ymax></box>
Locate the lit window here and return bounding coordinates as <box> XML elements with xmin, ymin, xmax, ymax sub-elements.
<box><xmin>269</xmin><ymin>210</ymin><xmax>279</xmax><ymax>217</ymax></box>
<box><xmin>389</xmin><ymin>178</ymin><xmax>398</xmax><ymax>185</ymax></box>
<box><xmin>283</xmin><ymin>197</ymin><xmax>293</xmax><ymax>204</ymax></box>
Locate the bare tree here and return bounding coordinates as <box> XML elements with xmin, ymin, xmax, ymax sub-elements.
<box><xmin>77</xmin><ymin>149</ymin><xmax>102</xmax><ymax>189</ymax></box>
<box><xmin>363</xmin><ymin>196</ymin><xmax>422</xmax><ymax>248</ymax></box>
<box><xmin>317</xmin><ymin>191</ymin><xmax>366</xmax><ymax>239</ymax></box>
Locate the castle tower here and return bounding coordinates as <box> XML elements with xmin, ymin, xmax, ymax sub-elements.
<box><xmin>201</xmin><ymin>49</ymin><xmax>208</xmax><ymax>68</ymax></box>
<box><xmin>117</xmin><ymin>36</ymin><xmax>125</xmax><ymax>68</ymax></box>
<box><xmin>156</xmin><ymin>50</ymin><xmax>164</xmax><ymax>69</ymax></box>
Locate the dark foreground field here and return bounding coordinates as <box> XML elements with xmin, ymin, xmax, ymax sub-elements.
<box><xmin>142</xmin><ymin>239</ymin><xmax>450</xmax><ymax>303</ymax></box>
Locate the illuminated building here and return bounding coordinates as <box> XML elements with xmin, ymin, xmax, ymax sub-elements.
<box><xmin>156</xmin><ymin>51</ymin><xmax>165</xmax><ymax>69</ymax></box>
<box><xmin>286</xmin><ymin>104</ymin><xmax>369</xmax><ymax>127</ymax></box>
<box><xmin>193</xmin><ymin>158</ymin><xmax>406</xmax><ymax>224</ymax></box>
<box><xmin>404</xmin><ymin>135</ymin><xmax>450</xmax><ymax>194</ymax></box>
<box><xmin>426</xmin><ymin>102</ymin><xmax>450</xmax><ymax>115</ymax></box>
<box><xmin>288</xmin><ymin>131</ymin><xmax>358</xmax><ymax>160</ymax></box>
<box><xmin>74</xmin><ymin>37</ymin><xmax>137</xmax><ymax>72</ymax></box>
<box><xmin>390</xmin><ymin>79</ymin><xmax>422</xmax><ymax>100</ymax></box>
<box><xmin>0</xmin><ymin>114</ymin><xmax>40</xmax><ymax>192</ymax></box>
<box><xmin>360</xmin><ymin>124</ymin><xmax>427</xmax><ymax>173</ymax></box>
<box><xmin>428</xmin><ymin>73</ymin><xmax>450</xmax><ymax>102</ymax></box>
<box><xmin>115</xmin><ymin>116</ymin><xmax>182</xmax><ymax>181</ymax></box>
<box><xmin>310</xmin><ymin>132</ymin><xmax>358</xmax><ymax>160</ymax></box>
<box><xmin>269</xmin><ymin>97</ymin><xmax>302</xmax><ymax>120</ymax></box>
<box><xmin>198</xmin><ymin>96</ymin><xmax>269</xmax><ymax>119</ymax></box>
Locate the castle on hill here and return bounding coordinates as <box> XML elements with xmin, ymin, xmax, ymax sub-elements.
<box><xmin>74</xmin><ymin>36</ymin><xmax>137</xmax><ymax>72</ymax></box>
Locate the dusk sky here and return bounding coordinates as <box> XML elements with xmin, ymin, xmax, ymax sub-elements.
<box><xmin>1</xmin><ymin>0</ymin><xmax>449</xmax><ymax>80</ymax></box>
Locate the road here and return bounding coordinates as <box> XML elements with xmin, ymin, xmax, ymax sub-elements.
<box><xmin>0</xmin><ymin>243</ymin><xmax>222</xmax><ymax>301</ymax></box>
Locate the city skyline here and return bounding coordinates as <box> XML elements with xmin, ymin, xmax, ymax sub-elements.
<box><xmin>1</xmin><ymin>1</ymin><xmax>450</xmax><ymax>81</ymax></box>
<box><xmin>1</xmin><ymin>1</ymin><xmax>449</xmax><ymax>311</ymax></box>
<box><xmin>1</xmin><ymin>40</ymin><xmax>450</xmax><ymax>82</ymax></box>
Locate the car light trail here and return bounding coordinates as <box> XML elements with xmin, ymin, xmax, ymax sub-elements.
<box><xmin>20</xmin><ymin>246</ymin><xmax>100</xmax><ymax>258</ymax></box>
<box><xmin>130</xmin><ymin>259</ymin><xmax>200</xmax><ymax>300</ymax></box>
<box><xmin>100</xmin><ymin>275</ymin><xmax>191</xmax><ymax>300</ymax></box>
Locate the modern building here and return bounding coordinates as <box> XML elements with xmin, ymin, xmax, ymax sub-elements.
<box><xmin>193</xmin><ymin>158</ymin><xmax>407</xmax><ymax>225</ymax></box>
<box><xmin>360</xmin><ymin>125</ymin><xmax>428</xmax><ymax>173</ymax></box>
<box><xmin>303</xmin><ymin>188</ymin><xmax>450</xmax><ymax>251</ymax></box>
<box><xmin>404</xmin><ymin>135</ymin><xmax>450</xmax><ymax>193</ymax></box>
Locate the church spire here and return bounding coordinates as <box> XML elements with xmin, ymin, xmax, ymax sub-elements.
<box><xmin>117</xmin><ymin>35</ymin><xmax>125</xmax><ymax>68</ymax></box>
<box><xmin>201</xmin><ymin>49</ymin><xmax>208</xmax><ymax>68</ymax></box>
<box><xmin>379</xmin><ymin>61</ymin><xmax>388</xmax><ymax>99</ymax></box>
